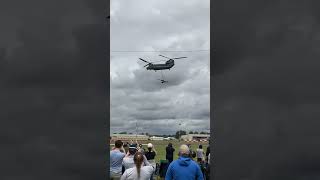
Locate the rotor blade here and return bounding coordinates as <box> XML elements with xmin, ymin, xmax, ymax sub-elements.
<box><xmin>139</xmin><ymin>58</ymin><xmax>150</xmax><ymax>63</ymax></box>
<box><xmin>159</xmin><ymin>55</ymin><xmax>171</xmax><ymax>59</ymax></box>
<box><xmin>144</xmin><ymin>64</ymin><xmax>149</xmax><ymax>67</ymax></box>
<box><xmin>172</xmin><ymin>57</ymin><xmax>187</xmax><ymax>59</ymax></box>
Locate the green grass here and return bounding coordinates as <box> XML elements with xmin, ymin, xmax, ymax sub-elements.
<box><xmin>110</xmin><ymin>140</ymin><xmax>208</xmax><ymax>163</ymax></box>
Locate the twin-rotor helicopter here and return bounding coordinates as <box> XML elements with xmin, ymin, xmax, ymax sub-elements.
<box><xmin>139</xmin><ymin>55</ymin><xmax>187</xmax><ymax>83</ymax></box>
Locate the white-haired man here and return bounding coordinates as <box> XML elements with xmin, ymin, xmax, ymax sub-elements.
<box><xmin>165</xmin><ymin>144</ymin><xmax>204</xmax><ymax>180</ymax></box>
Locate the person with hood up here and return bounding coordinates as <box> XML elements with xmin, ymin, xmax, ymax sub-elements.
<box><xmin>165</xmin><ymin>144</ymin><xmax>204</xmax><ymax>180</ymax></box>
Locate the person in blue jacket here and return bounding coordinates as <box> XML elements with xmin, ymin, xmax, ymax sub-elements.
<box><xmin>165</xmin><ymin>144</ymin><xmax>204</xmax><ymax>180</ymax></box>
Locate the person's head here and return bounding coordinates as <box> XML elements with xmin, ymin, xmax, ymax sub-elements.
<box><xmin>199</xmin><ymin>145</ymin><xmax>203</xmax><ymax>149</ymax></box>
<box><xmin>147</xmin><ymin>143</ymin><xmax>153</xmax><ymax>151</ymax></box>
<box><xmin>168</xmin><ymin>143</ymin><xmax>172</xmax><ymax>147</ymax></box>
<box><xmin>178</xmin><ymin>144</ymin><xmax>190</xmax><ymax>157</ymax></box>
<box><xmin>114</xmin><ymin>140</ymin><xmax>123</xmax><ymax>149</ymax></box>
<box><xmin>129</xmin><ymin>144</ymin><xmax>137</xmax><ymax>155</ymax></box>
<box><xmin>139</xmin><ymin>144</ymin><xmax>143</xmax><ymax>148</ymax></box>
<box><xmin>134</xmin><ymin>152</ymin><xmax>144</xmax><ymax>178</ymax></box>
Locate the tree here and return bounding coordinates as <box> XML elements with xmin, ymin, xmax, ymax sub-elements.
<box><xmin>194</xmin><ymin>131</ymin><xmax>199</xmax><ymax>134</ymax></box>
<box><xmin>119</xmin><ymin>132</ymin><xmax>127</xmax><ymax>134</ymax></box>
<box><xmin>200</xmin><ymin>132</ymin><xmax>206</xmax><ymax>134</ymax></box>
<box><xmin>189</xmin><ymin>131</ymin><xmax>194</xmax><ymax>134</ymax></box>
<box><xmin>175</xmin><ymin>130</ymin><xmax>187</xmax><ymax>139</ymax></box>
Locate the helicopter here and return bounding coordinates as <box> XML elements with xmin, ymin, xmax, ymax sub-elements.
<box><xmin>139</xmin><ymin>55</ymin><xmax>187</xmax><ymax>71</ymax></box>
<box><xmin>139</xmin><ymin>55</ymin><xmax>187</xmax><ymax>83</ymax></box>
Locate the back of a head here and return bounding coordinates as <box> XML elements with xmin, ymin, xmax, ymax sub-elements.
<box><xmin>129</xmin><ymin>144</ymin><xmax>137</xmax><ymax>155</ymax></box>
<box><xmin>179</xmin><ymin>144</ymin><xmax>190</xmax><ymax>157</ymax></box>
<box><xmin>129</xmin><ymin>148</ymin><xmax>136</xmax><ymax>155</ymax></box>
<box><xmin>134</xmin><ymin>152</ymin><xmax>144</xmax><ymax>178</ymax></box>
<box><xmin>199</xmin><ymin>145</ymin><xmax>203</xmax><ymax>149</ymax></box>
<box><xmin>115</xmin><ymin>140</ymin><xmax>123</xmax><ymax>148</ymax></box>
<box><xmin>168</xmin><ymin>143</ymin><xmax>172</xmax><ymax>147</ymax></box>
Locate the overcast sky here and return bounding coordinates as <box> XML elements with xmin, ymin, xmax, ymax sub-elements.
<box><xmin>110</xmin><ymin>0</ymin><xmax>210</xmax><ymax>135</ymax></box>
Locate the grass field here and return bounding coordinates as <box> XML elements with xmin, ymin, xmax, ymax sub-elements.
<box><xmin>110</xmin><ymin>140</ymin><xmax>209</xmax><ymax>163</ymax></box>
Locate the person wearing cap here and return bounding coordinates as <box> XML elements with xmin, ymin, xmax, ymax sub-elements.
<box><xmin>145</xmin><ymin>143</ymin><xmax>157</xmax><ymax>180</ymax></box>
<box><xmin>122</xmin><ymin>144</ymin><xmax>150</xmax><ymax>170</ymax></box>
<box><xmin>110</xmin><ymin>140</ymin><xmax>126</xmax><ymax>180</ymax></box>
<box><xmin>165</xmin><ymin>144</ymin><xmax>204</xmax><ymax>180</ymax></box>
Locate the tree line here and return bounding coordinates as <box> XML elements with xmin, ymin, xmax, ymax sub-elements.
<box><xmin>113</xmin><ymin>130</ymin><xmax>209</xmax><ymax>139</ymax></box>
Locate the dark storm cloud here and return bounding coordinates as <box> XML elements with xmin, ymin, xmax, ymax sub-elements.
<box><xmin>214</xmin><ymin>0</ymin><xmax>320</xmax><ymax>179</ymax></box>
<box><xmin>133</xmin><ymin>112</ymin><xmax>177</xmax><ymax>121</ymax></box>
<box><xmin>0</xmin><ymin>0</ymin><xmax>107</xmax><ymax>179</ymax></box>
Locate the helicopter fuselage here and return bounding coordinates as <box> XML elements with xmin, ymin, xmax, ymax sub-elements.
<box><xmin>146</xmin><ymin>60</ymin><xmax>174</xmax><ymax>70</ymax></box>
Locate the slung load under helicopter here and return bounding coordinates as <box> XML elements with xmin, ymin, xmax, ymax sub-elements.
<box><xmin>157</xmin><ymin>79</ymin><xmax>168</xmax><ymax>83</ymax></box>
